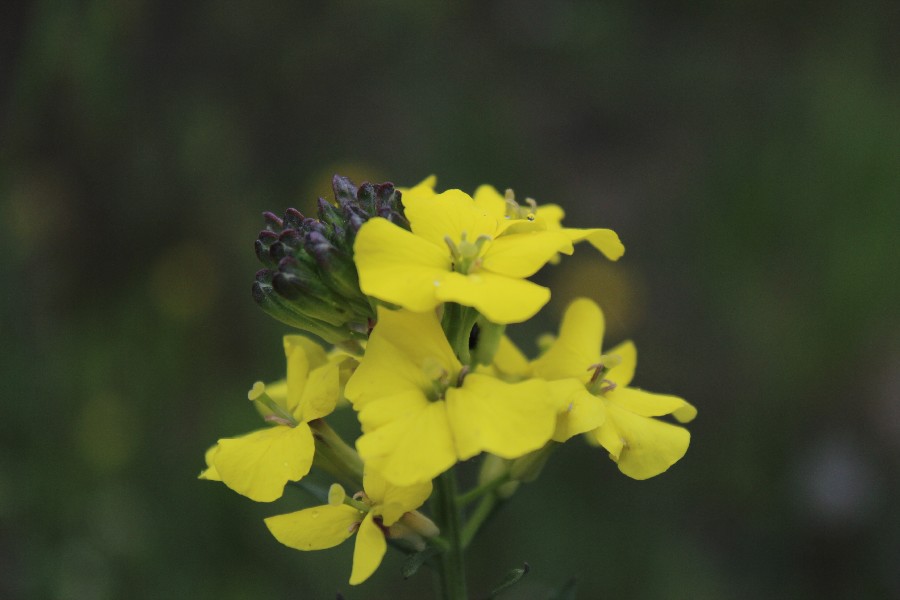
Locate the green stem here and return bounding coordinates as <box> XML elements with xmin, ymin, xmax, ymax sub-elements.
<box><xmin>309</xmin><ymin>419</ymin><xmax>364</xmax><ymax>488</ymax></box>
<box><xmin>461</xmin><ymin>492</ymin><xmax>500</xmax><ymax>549</ymax></box>
<box><xmin>456</xmin><ymin>473</ymin><xmax>510</xmax><ymax>506</ymax></box>
<box><xmin>433</xmin><ymin>469</ymin><xmax>468</xmax><ymax>600</ymax></box>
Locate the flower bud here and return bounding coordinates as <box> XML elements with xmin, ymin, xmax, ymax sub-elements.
<box><xmin>251</xmin><ymin>175</ymin><xmax>411</xmax><ymax>342</ymax></box>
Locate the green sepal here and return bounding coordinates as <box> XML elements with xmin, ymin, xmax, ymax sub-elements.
<box><xmin>484</xmin><ymin>563</ymin><xmax>530</xmax><ymax>599</ymax></box>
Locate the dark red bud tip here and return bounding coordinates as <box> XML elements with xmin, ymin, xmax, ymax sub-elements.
<box><xmin>262</xmin><ymin>211</ymin><xmax>283</xmax><ymax>231</ymax></box>
<box><xmin>283</xmin><ymin>208</ymin><xmax>304</xmax><ymax>229</ymax></box>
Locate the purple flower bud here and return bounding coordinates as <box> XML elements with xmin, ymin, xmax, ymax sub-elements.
<box><xmin>283</xmin><ymin>208</ymin><xmax>304</xmax><ymax>229</ymax></box>
<box><xmin>262</xmin><ymin>211</ymin><xmax>283</xmax><ymax>231</ymax></box>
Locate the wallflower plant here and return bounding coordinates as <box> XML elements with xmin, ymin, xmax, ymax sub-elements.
<box><xmin>200</xmin><ymin>175</ymin><xmax>696</xmax><ymax>598</ymax></box>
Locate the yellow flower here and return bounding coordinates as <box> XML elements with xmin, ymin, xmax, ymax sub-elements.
<box><xmin>265</xmin><ymin>471</ymin><xmax>435</xmax><ymax>585</ymax></box>
<box><xmin>353</xmin><ymin>183</ymin><xmax>574</xmax><ymax>324</ymax></box>
<box><xmin>200</xmin><ymin>336</ymin><xmax>345</xmax><ymax>501</ymax></box>
<box><xmin>471</xmin><ymin>184</ymin><xmax>625</xmax><ymax>261</ymax></box>
<box><xmin>499</xmin><ymin>298</ymin><xmax>696</xmax><ymax>479</ymax></box>
<box><xmin>401</xmin><ymin>176</ymin><xmax>625</xmax><ymax>261</ymax></box>
<box><xmin>344</xmin><ymin>307</ymin><xmax>558</xmax><ymax>486</ymax></box>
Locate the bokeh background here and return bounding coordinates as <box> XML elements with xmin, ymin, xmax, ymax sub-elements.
<box><xmin>2</xmin><ymin>1</ymin><xmax>899</xmax><ymax>598</ymax></box>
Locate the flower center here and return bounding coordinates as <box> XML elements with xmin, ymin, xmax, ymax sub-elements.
<box><xmin>423</xmin><ymin>357</ymin><xmax>454</xmax><ymax>401</ymax></box>
<box><xmin>504</xmin><ymin>188</ymin><xmax>537</xmax><ymax>221</ymax></box>
<box><xmin>586</xmin><ymin>353</ymin><xmax>622</xmax><ymax>395</ymax></box>
<box><xmin>444</xmin><ymin>232</ymin><xmax>491</xmax><ymax>274</ymax></box>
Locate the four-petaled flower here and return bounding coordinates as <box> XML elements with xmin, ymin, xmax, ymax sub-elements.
<box><xmin>353</xmin><ymin>182</ymin><xmax>575</xmax><ymax>324</ymax></box>
<box><xmin>265</xmin><ymin>471</ymin><xmax>435</xmax><ymax>585</ymax></box>
<box><xmin>200</xmin><ymin>336</ymin><xmax>346</xmax><ymax>501</ymax></box>
<box><xmin>345</xmin><ymin>307</ymin><xmax>558</xmax><ymax>486</ymax></box>
<box><xmin>494</xmin><ymin>298</ymin><xmax>696</xmax><ymax>479</ymax></box>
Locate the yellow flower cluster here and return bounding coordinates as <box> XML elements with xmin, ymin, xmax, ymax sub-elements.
<box><xmin>200</xmin><ymin>176</ymin><xmax>695</xmax><ymax>587</ymax></box>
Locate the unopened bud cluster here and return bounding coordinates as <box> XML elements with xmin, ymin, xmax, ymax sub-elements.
<box><xmin>252</xmin><ymin>175</ymin><xmax>409</xmax><ymax>343</ymax></box>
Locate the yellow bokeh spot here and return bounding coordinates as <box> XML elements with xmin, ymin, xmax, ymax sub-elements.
<box><xmin>75</xmin><ymin>391</ymin><xmax>137</xmax><ymax>472</ymax></box>
<box><xmin>149</xmin><ymin>241</ymin><xmax>220</xmax><ymax>320</ymax></box>
<box><xmin>549</xmin><ymin>255</ymin><xmax>646</xmax><ymax>341</ymax></box>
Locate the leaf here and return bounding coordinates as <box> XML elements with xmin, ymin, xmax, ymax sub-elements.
<box><xmin>547</xmin><ymin>576</ymin><xmax>578</xmax><ymax>600</ymax></box>
<box><xmin>483</xmin><ymin>562</ymin><xmax>530</xmax><ymax>599</ymax></box>
<box><xmin>401</xmin><ymin>547</ymin><xmax>440</xmax><ymax>579</ymax></box>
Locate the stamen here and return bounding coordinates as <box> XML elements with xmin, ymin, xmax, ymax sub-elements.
<box><xmin>587</xmin><ymin>363</ymin><xmax>606</xmax><ymax>385</ymax></box>
<box><xmin>444</xmin><ymin>235</ymin><xmax>461</xmax><ymax>262</ymax></box>
<box><xmin>587</xmin><ymin>353</ymin><xmax>622</xmax><ymax>395</ymax></box>
<box><xmin>248</xmin><ymin>381</ymin><xmax>298</xmax><ymax>427</ymax></box>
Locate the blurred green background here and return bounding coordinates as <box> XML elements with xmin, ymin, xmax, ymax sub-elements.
<box><xmin>2</xmin><ymin>1</ymin><xmax>899</xmax><ymax>598</ymax></box>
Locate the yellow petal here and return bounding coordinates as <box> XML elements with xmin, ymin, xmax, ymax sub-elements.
<box><xmin>349</xmin><ymin>512</ymin><xmax>387</xmax><ymax>585</ymax></box>
<box><xmin>605</xmin><ymin>386</ymin><xmax>688</xmax><ymax>418</ymax></box>
<box><xmin>605</xmin><ymin>340</ymin><xmax>636</xmax><ymax>387</ymax></box>
<box><xmin>364</xmin><ymin>470</ymin><xmax>433</xmax><ymax>526</ymax></box>
<box><xmin>592</xmin><ymin>420</ymin><xmax>624</xmax><ymax>459</ymax></box>
<box><xmin>532</xmin><ymin>297</ymin><xmax>604</xmax><ymax>381</ymax></box>
<box><xmin>472</xmin><ymin>184</ymin><xmax>507</xmax><ymax>221</ymax></box>
<box><xmin>345</xmin><ymin>308</ymin><xmax>460</xmax><ymax>408</ymax></box>
<box><xmin>356</xmin><ymin>389</ymin><xmax>430</xmax><ymax>432</ymax></box>
<box><xmin>534</xmin><ymin>204</ymin><xmax>565</xmax><ymax>228</ymax></box>
<box><xmin>298</xmin><ymin>362</ymin><xmax>340</xmax><ymax>422</ymax></box>
<box><xmin>549</xmin><ymin>380</ymin><xmax>605</xmax><ymax>442</ymax></box>
<box><xmin>284</xmin><ymin>335</ymin><xmax>313</xmax><ymax>414</ymax></box>
<box><xmin>435</xmin><ymin>271</ymin><xmax>550</xmax><ymax>324</ymax></box>
<box><xmin>212</xmin><ymin>423</ymin><xmax>315</xmax><ymax>502</ymax></box>
<box><xmin>564</xmin><ymin>228</ymin><xmax>625</xmax><ymax>261</ymax></box>
<box><xmin>673</xmin><ymin>401</ymin><xmax>698</xmax><ymax>423</ymax></box>
<box><xmin>356</xmin><ymin>401</ymin><xmax>456</xmax><ymax>486</ymax></box>
<box><xmin>404</xmin><ymin>188</ymin><xmax>500</xmax><ymax>248</ymax></box>
<box><xmin>491</xmin><ymin>335</ymin><xmax>531</xmax><ymax>379</ymax></box>
<box><xmin>354</xmin><ymin>217</ymin><xmax>451</xmax><ymax>312</ymax></box>
<box><xmin>198</xmin><ymin>444</ymin><xmax>221</xmax><ymax>481</ymax></box>
<box><xmin>265</xmin><ymin>504</ymin><xmax>360</xmax><ymax>550</ymax></box>
<box><xmin>599</xmin><ymin>401</ymin><xmax>690</xmax><ymax>480</ymax></box>
<box><xmin>481</xmin><ymin>230</ymin><xmax>573</xmax><ymax>278</ymax></box>
<box><xmin>446</xmin><ymin>374</ymin><xmax>556</xmax><ymax>460</ymax></box>
<box><xmin>397</xmin><ymin>174</ymin><xmax>437</xmax><ymax>194</ymax></box>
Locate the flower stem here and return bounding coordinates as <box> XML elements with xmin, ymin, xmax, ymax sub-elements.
<box><xmin>309</xmin><ymin>419</ymin><xmax>364</xmax><ymax>488</ymax></box>
<box><xmin>461</xmin><ymin>492</ymin><xmax>500</xmax><ymax>549</ymax></box>
<box><xmin>456</xmin><ymin>473</ymin><xmax>510</xmax><ymax>506</ymax></box>
<box><xmin>433</xmin><ymin>468</ymin><xmax>468</xmax><ymax>600</ymax></box>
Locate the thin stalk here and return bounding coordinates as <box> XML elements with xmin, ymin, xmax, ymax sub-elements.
<box><xmin>461</xmin><ymin>492</ymin><xmax>500</xmax><ymax>549</ymax></box>
<box><xmin>309</xmin><ymin>419</ymin><xmax>364</xmax><ymax>488</ymax></box>
<box><xmin>433</xmin><ymin>469</ymin><xmax>467</xmax><ymax>600</ymax></box>
<box><xmin>456</xmin><ymin>473</ymin><xmax>511</xmax><ymax>506</ymax></box>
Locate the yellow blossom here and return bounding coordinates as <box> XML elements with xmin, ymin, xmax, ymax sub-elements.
<box><xmin>199</xmin><ymin>336</ymin><xmax>346</xmax><ymax>501</ymax></box>
<box><xmin>401</xmin><ymin>176</ymin><xmax>625</xmax><ymax>261</ymax></box>
<box><xmin>344</xmin><ymin>307</ymin><xmax>558</xmax><ymax>486</ymax></box>
<box><xmin>472</xmin><ymin>184</ymin><xmax>624</xmax><ymax>261</ymax></box>
<box><xmin>353</xmin><ymin>184</ymin><xmax>574</xmax><ymax>324</ymax></box>
<box><xmin>500</xmin><ymin>298</ymin><xmax>696</xmax><ymax>479</ymax></box>
<box><xmin>265</xmin><ymin>471</ymin><xmax>434</xmax><ymax>585</ymax></box>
